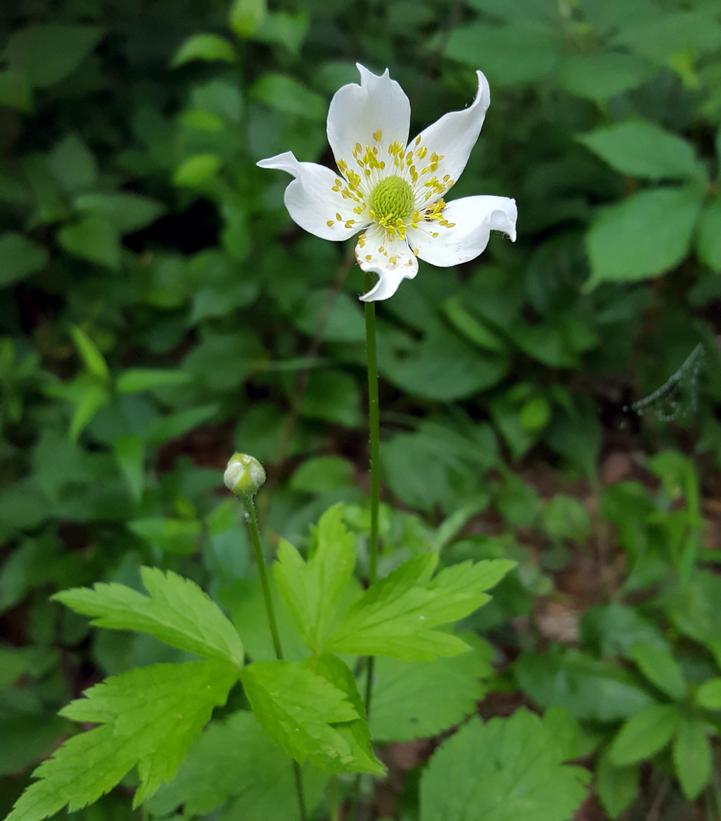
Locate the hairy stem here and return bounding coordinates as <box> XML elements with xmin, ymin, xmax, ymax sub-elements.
<box><xmin>241</xmin><ymin>495</ymin><xmax>307</xmax><ymax>821</ymax></box>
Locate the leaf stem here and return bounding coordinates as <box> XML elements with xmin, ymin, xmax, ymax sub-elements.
<box><xmin>241</xmin><ymin>495</ymin><xmax>307</xmax><ymax>821</ymax></box>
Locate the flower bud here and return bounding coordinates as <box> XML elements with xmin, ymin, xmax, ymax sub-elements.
<box><xmin>224</xmin><ymin>452</ymin><xmax>266</xmax><ymax>497</ymax></box>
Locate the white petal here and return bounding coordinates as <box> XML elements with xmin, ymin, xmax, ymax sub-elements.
<box><xmin>355</xmin><ymin>225</ymin><xmax>418</xmax><ymax>302</ymax></box>
<box><xmin>257</xmin><ymin>151</ymin><xmax>368</xmax><ymax>241</ymax></box>
<box><xmin>327</xmin><ymin>64</ymin><xmax>411</xmax><ymax>182</ymax></box>
<box><xmin>408</xmin><ymin>196</ymin><xmax>517</xmax><ymax>267</ymax></box>
<box><xmin>409</xmin><ymin>71</ymin><xmax>491</xmax><ymax>206</ymax></box>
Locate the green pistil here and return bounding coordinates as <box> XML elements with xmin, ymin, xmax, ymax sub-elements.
<box><xmin>369</xmin><ymin>175</ymin><xmax>414</xmax><ymax>223</ymax></box>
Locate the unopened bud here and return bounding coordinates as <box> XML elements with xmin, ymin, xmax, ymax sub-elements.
<box><xmin>224</xmin><ymin>452</ymin><xmax>266</xmax><ymax>497</ymax></box>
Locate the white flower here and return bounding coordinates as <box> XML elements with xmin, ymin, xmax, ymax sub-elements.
<box><xmin>258</xmin><ymin>64</ymin><xmax>517</xmax><ymax>302</ymax></box>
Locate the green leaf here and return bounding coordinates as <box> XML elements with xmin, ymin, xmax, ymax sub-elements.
<box><xmin>58</xmin><ymin>215</ymin><xmax>121</xmax><ymax>270</ymax></box>
<box><xmin>578</xmin><ymin>121</ymin><xmax>703</xmax><ymax>181</ymax></box>
<box><xmin>251</xmin><ymin>74</ymin><xmax>326</xmax><ymax>120</ymax></box>
<box><xmin>516</xmin><ymin>650</ymin><xmax>657</xmax><ymax>722</ymax></box>
<box><xmin>274</xmin><ymin>505</ymin><xmax>356</xmax><ymax>652</ymax></box>
<box><xmin>696</xmin><ymin>677</ymin><xmax>721</xmax><ymax>710</ymax></box>
<box><xmin>171</xmin><ymin>34</ymin><xmax>236</xmax><ymax>67</ymax></box>
<box><xmin>299</xmin><ymin>370</ymin><xmax>361</xmax><ymax>427</ymax></box>
<box><xmin>0</xmin><ymin>232</ymin><xmax>48</xmax><ymax>287</ymax></box>
<box><xmin>48</xmin><ymin>134</ymin><xmax>98</xmax><ymax>193</ymax></box>
<box><xmin>148</xmin><ymin>711</ymin><xmax>327</xmax><ymax>819</ymax></box>
<box><xmin>444</xmin><ymin>22</ymin><xmax>561</xmax><ymax>86</ymax></box>
<box><xmin>7</xmin><ymin>24</ymin><xmax>103</xmax><ymax>88</ymax></box>
<box><xmin>586</xmin><ymin>186</ymin><xmax>703</xmax><ymax>286</ymax></box>
<box><xmin>69</xmin><ymin>384</ymin><xmax>110</xmax><ymax>440</ymax></box>
<box><xmin>628</xmin><ymin>642</ymin><xmax>686</xmax><ymax>701</ymax></box>
<box><xmin>53</xmin><ymin>566</ymin><xmax>244</xmax><ymax>669</ymax></box>
<box><xmin>6</xmin><ymin>661</ymin><xmax>235</xmax><ymax>820</ymax></box>
<box><xmin>173</xmin><ymin>154</ymin><xmax>223</xmax><ymax>188</ymax></box>
<box><xmin>128</xmin><ymin>517</ymin><xmax>201</xmax><ymax>555</ymax></box>
<box><xmin>609</xmin><ymin>704</ymin><xmax>681</xmax><ymax>765</ymax></box>
<box><xmin>672</xmin><ymin>718</ymin><xmax>711</xmax><ymax>800</ymax></box>
<box><xmin>289</xmin><ymin>456</ymin><xmax>354</xmax><ymax>493</ymax></box>
<box><xmin>0</xmin><ymin>69</ymin><xmax>33</xmax><ymax>112</ymax></box>
<box><xmin>326</xmin><ymin>555</ymin><xmax>514</xmax><ymax>660</ymax></box>
<box><xmin>113</xmin><ymin>434</ymin><xmax>145</xmax><ymax>501</ymax></box>
<box><xmin>230</xmin><ymin>0</ymin><xmax>268</xmax><ymax>36</ymax></box>
<box><xmin>596</xmin><ymin>747</ymin><xmax>639</xmax><ymax>819</ymax></box>
<box><xmin>557</xmin><ymin>53</ymin><xmax>650</xmax><ymax>102</ymax></box>
<box><xmin>74</xmin><ymin>192</ymin><xmax>165</xmax><ymax>234</ymax></box>
<box><xmin>371</xmin><ymin>635</ymin><xmax>492</xmax><ymax>742</ymax></box>
<box><xmin>420</xmin><ymin>710</ymin><xmax>589</xmax><ymax>821</ymax></box>
<box><xmin>69</xmin><ymin>325</ymin><xmax>109</xmax><ymax>380</ymax></box>
<box><xmin>116</xmin><ymin>368</ymin><xmax>191</xmax><ymax>393</ymax></box>
<box><xmin>696</xmin><ymin>196</ymin><xmax>721</xmax><ymax>272</ymax></box>
<box><xmin>240</xmin><ymin>657</ymin><xmax>383</xmax><ymax>774</ymax></box>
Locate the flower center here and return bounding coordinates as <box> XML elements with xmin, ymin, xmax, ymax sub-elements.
<box><xmin>369</xmin><ymin>175</ymin><xmax>415</xmax><ymax>225</ymax></box>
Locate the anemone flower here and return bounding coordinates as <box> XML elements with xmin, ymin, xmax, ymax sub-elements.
<box><xmin>258</xmin><ymin>64</ymin><xmax>516</xmax><ymax>302</ymax></box>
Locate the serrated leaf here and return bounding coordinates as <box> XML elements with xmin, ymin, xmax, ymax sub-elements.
<box><xmin>229</xmin><ymin>0</ymin><xmax>267</xmax><ymax>36</ymax></box>
<box><xmin>587</xmin><ymin>186</ymin><xmax>703</xmax><ymax>286</ymax></box>
<box><xmin>148</xmin><ymin>711</ymin><xmax>327</xmax><ymax>819</ymax></box>
<box><xmin>240</xmin><ymin>657</ymin><xmax>383</xmax><ymax>774</ymax></box>
<box><xmin>274</xmin><ymin>504</ymin><xmax>355</xmax><ymax>652</ymax></box>
<box><xmin>7</xmin><ymin>661</ymin><xmax>235</xmax><ymax>821</ymax></box>
<box><xmin>326</xmin><ymin>556</ymin><xmax>514</xmax><ymax>660</ymax></box>
<box><xmin>53</xmin><ymin>567</ymin><xmax>244</xmax><ymax>669</ymax></box>
<box><xmin>578</xmin><ymin>121</ymin><xmax>703</xmax><ymax>181</ymax></box>
<box><xmin>672</xmin><ymin>718</ymin><xmax>711</xmax><ymax>800</ymax></box>
<box><xmin>628</xmin><ymin>642</ymin><xmax>686</xmax><ymax>701</ymax></box>
<box><xmin>371</xmin><ymin>635</ymin><xmax>492</xmax><ymax>742</ymax></box>
<box><xmin>596</xmin><ymin>747</ymin><xmax>639</xmax><ymax>819</ymax></box>
<box><xmin>609</xmin><ymin>703</ymin><xmax>681</xmax><ymax>765</ymax></box>
<box><xmin>420</xmin><ymin>710</ymin><xmax>589</xmax><ymax>821</ymax></box>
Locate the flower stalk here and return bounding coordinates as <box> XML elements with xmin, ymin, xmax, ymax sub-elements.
<box><xmin>227</xmin><ymin>455</ymin><xmax>307</xmax><ymax>821</ymax></box>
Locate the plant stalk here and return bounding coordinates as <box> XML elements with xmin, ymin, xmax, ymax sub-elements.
<box><xmin>363</xmin><ymin>278</ymin><xmax>381</xmax><ymax>719</ymax></box>
<box><xmin>241</xmin><ymin>495</ymin><xmax>307</xmax><ymax>821</ymax></box>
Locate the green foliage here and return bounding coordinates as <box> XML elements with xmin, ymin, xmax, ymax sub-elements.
<box><xmin>325</xmin><ymin>555</ymin><xmax>515</xmax><ymax>660</ymax></box>
<box><xmin>148</xmin><ymin>711</ymin><xmax>327</xmax><ymax>819</ymax></box>
<box><xmin>371</xmin><ymin>635</ymin><xmax>492</xmax><ymax>742</ymax></box>
<box><xmin>7</xmin><ymin>661</ymin><xmax>236</xmax><ymax>820</ymax></box>
<box><xmin>3</xmin><ymin>0</ymin><xmax>721</xmax><ymax>816</ymax></box>
<box><xmin>54</xmin><ymin>567</ymin><xmax>244</xmax><ymax>669</ymax></box>
<box><xmin>420</xmin><ymin>710</ymin><xmax>589</xmax><ymax>821</ymax></box>
<box><xmin>240</xmin><ymin>656</ymin><xmax>383</xmax><ymax>774</ymax></box>
<box><xmin>273</xmin><ymin>504</ymin><xmax>355</xmax><ymax>652</ymax></box>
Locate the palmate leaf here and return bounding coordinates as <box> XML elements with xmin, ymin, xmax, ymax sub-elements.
<box><xmin>7</xmin><ymin>661</ymin><xmax>237</xmax><ymax>821</ymax></box>
<box><xmin>53</xmin><ymin>566</ymin><xmax>244</xmax><ymax>669</ymax></box>
<box><xmin>325</xmin><ymin>554</ymin><xmax>515</xmax><ymax>661</ymax></box>
<box><xmin>240</xmin><ymin>656</ymin><xmax>384</xmax><ymax>775</ymax></box>
<box><xmin>148</xmin><ymin>711</ymin><xmax>328</xmax><ymax>820</ymax></box>
<box><xmin>371</xmin><ymin>635</ymin><xmax>493</xmax><ymax>742</ymax></box>
<box><xmin>420</xmin><ymin>710</ymin><xmax>590</xmax><ymax>821</ymax></box>
<box><xmin>274</xmin><ymin>504</ymin><xmax>356</xmax><ymax>652</ymax></box>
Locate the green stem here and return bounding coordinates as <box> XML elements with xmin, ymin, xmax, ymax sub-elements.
<box><xmin>241</xmin><ymin>495</ymin><xmax>307</xmax><ymax>821</ymax></box>
<box><xmin>363</xmin><ymin>281</ymin><xmax>381</xmax><ymax>721</ymax></box>
<box><xmin>364</xmin><ymin>287</ymin><xmax>381</xmax><ymax>589</ymax></box>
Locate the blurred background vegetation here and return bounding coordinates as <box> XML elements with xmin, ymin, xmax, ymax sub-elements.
<box><xmin>2</xmin><ymin>0</ymin><xmax>721</xmax><ymax>818</ymax></box>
